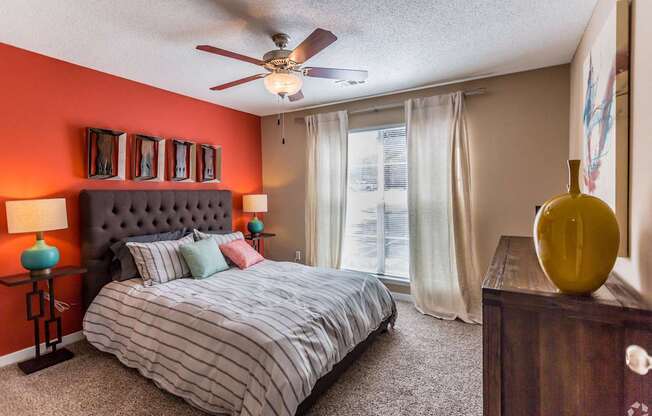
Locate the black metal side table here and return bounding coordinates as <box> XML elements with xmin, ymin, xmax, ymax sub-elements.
<box><xmin>0</xmin><ymin>266</ymin><xmax>86</xmax><ymax>374</ymax></box>
<box><xmin>245</xmin><ymin>233</ymin><xmax>276</xmax><ymax>253</ymax></box>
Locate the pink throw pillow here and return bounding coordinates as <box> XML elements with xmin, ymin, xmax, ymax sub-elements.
<box><xmin>219</xmin><ymin>239</ymin><xmax>264</xmax><ymax>269</ymax></box>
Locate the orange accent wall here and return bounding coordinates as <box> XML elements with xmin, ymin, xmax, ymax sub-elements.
<box><xmin>0</xmin><ymin>43</ymin><xmax>262</xmax><ymax>356</ymax></box>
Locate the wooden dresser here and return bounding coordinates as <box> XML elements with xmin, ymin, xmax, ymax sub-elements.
<box><xmin>483</xmin><ymin>236</ymin><xmax>652</xmax><ymax>416</ymax></box>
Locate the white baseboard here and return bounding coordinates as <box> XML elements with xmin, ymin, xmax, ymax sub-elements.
<box><xmin>0</xmin><ymin>330</ymin><xmax>85</xmax><ymax>368</ymax></box>
<box><xmin>391</xmin><ymin>292</ymin><xmax>413</xmax><ymax>302</ymax></box>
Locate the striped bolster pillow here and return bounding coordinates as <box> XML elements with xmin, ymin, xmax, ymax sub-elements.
<box><xmin>126</xmin><ymin>234</ymin><xmax>195</xmax><ymax>286</ymax></box>
<box><xmin>193</xmin><ymin>229</ymin><xmax>244</xmax><ymax>245</ymax></box>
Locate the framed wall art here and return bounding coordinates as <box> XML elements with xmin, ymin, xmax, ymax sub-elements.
<box><xmin>168</xmin><ymin>139</ymin><xmax>196</xmax><ymax>182</ymax></box>
<box><xmin>86</xmin><ymin>127</ymin><xmax>126</xmax><ymax>180</ymax></box>
<box><xmin>581</xmin><ymin>0</ymin><xmax>630</xmax><ymax>256</ymax></box>
<box><xmin>197</xmin><ymin>144</ymin><xmax>222</xmax><ymax>183</ymax></box>
<box><xmin>132</xmin><ymin>134</ymin><xmax>165</xmax><ymax>181</ymax></box>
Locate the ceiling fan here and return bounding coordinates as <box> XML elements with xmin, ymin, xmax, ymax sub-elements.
<box><xmin>196</xmin><ymin>29</ymin><xmax>368</xmax><ymax>102</ymax></box>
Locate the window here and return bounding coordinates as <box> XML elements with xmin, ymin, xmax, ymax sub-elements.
<box><xmin>342</xmin><ymin>125</ymin><xmax>409</xmax><ymax>280</ymax></box>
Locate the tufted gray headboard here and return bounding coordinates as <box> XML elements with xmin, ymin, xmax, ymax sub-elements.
<box><xmin>79</xmin><ymin>189</ymin><xmax>232</xmax><ymax>308</ymax></box>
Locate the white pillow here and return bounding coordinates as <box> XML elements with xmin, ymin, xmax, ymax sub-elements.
<box><xmin>193</xmin><ymin>229</ymin><xmax>244</xmax><ymax>245</ymax></box>
<box><xmin>126</xmin><ymin>234</ymin><xmax>194</xmax><ymax>286</ymax></box>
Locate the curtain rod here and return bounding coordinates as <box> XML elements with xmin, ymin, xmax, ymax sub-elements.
<box><xmin>347</xmin><ymin>87</ymin><xmax>486</xmax><ymax>116</ymax></box>
<box><xmin>293</xmin><ymin>87</ymin><xmax>486</xmax><ymax>122</ymax></box>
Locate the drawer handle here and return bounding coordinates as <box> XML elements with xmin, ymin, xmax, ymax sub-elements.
<box><xmin>626</xmin><ymin>345</ymin><xmax>652</xmax><ymax>375</ymax></box>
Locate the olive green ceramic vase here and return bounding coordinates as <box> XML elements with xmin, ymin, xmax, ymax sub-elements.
<box><xmin>533</xmin><ymin>160</ymin><xmax>620</xmax><ymax>294</ymax></box>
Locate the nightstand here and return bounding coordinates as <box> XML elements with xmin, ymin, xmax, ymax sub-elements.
<box><xmin>0</xmin><ymin>266</ymin><xmax>86</xmax><ymax>374</ymax></box>
<box><xmin>245</xmin><ymin>233</ymin><xmax>276</xmax><ymax>253</ymax></box>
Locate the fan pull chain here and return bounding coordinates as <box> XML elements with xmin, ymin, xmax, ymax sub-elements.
<box><xmin>282</xmin><ymin>112</ymin><xmax>286</xmax><ymax>145</ymax></box>
<box><xmin>276</xmin><ymin>94</ymin><xmax>286</xmax><ymax>145</ymax></box>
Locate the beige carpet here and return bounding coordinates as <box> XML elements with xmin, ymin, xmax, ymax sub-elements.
<box><xmin>0</xmin><ymin>301</ymin><xmax>482</xmax><ymax>416</ymax></box>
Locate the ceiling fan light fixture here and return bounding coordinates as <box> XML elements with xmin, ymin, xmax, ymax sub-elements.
<box><xmin>198</xmin><ymin>28</ymin><xmax>365</xmax><ymax>103</ymax></box>
<box><xmin>264</xmin><ymin>71</ymin><xmax>303</xmax><ymax>96</ymax></box>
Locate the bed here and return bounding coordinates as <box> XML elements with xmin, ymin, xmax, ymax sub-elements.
<box><xmin>80</xmin><ymin>190</ymin><xmax>396</xmax><ymax>416</ymax></box>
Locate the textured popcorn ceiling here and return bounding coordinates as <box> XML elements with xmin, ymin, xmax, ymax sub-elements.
<box><xmin>0</xmin><ymin>0</ymin><xmax>597</xmax><ymax>116</ymax></box>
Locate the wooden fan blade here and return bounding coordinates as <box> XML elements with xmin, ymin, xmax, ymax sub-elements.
<box><xmin>288</xmin><ymin>29</ymin><xmax>337</xmax><ymax>64</ymax></box>
<box><xmin>304</xmin><ymin>67</ymin><xmax>368</xmax><ymax>81</ymax></box>
<box><xmin>288</xmin><ymin>90</ymin><xmax>304</xmax><ymax>102</ymax></box>
<box><xmin>196</xmin><ymin>45</ymin><xmax>264</xmax><ymax>66</ymax></box>
<box><xmin>210</xmin><ymin>74</ymin><xmax>267</xmax><ymax>91</ymax></box>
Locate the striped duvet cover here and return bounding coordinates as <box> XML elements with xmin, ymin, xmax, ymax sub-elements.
<box><xmin>83</xmin><ymin>260</ymin><xmax>396</xmax><ymax>416</ymax></box>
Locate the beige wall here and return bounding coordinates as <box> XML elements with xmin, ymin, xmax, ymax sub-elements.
<box><xmin>262</xmin><ymin>65</ymin><xmax>570</xmax><ymax>279</ymax></box>
<box><xmin>570</xmin><ymin>0</ymin><xmax>652</xmax><ymax>300</ymax></box>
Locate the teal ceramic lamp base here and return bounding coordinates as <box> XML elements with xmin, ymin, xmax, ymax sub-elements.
<box><xmin>247</xmin><ymin>215</ymin><xmax>264</xmax><ymax>235</ymax></box>
<box><xmin>21</xmin><ymin>232</ymin><xmax>60</xmax><ymax>276</ymax></box>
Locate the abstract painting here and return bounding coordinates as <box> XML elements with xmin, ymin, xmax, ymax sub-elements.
<box><xmin>168</xmin><ymin>139</ymin><xmax>196</xmax><ymax>182</ymax></box>
<box><xmin>197</xmin><ymin>144</ymin><xmax>222</xmax><ymax>183</ymax></box>
<box><xmin>133</xmin><ymin>134</ymin><xmax>165</xmax><ymax>181</ymax></box>
<box><xmin>581</xmin><ymin>0</ymin><xmax>629</xmax><ymax>255</ymax></box>
<box><xmin>86</xmin><ymin>128</ymin><xmax>126</xmax><ymax>180</ymax></box>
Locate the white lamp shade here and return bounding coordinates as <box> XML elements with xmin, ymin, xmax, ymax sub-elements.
<box><xmin>264</xmin><ymin>72</ymin><xmax>303</xmax><ymax>96</ymax></box>
<box><xmin>6</xmin><ymin>198</ymin><xmax>68</xmax><ymax>234</ymax></box>
<box><xmin>243</xmin><ymin>194</ymin><xmax>268</xmax><ymax>213</ymax></box>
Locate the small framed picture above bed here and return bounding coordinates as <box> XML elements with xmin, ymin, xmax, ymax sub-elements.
<box><xmin>167</xmin><ymin>139</ymin><xmax>196</xmax><ymax>182</ymax></box>
<box><xmin>197</xmin><ymin>144</ymin><xmax>222</xmax><ymax>183</ymax></box>
<box><xmin>132</xmin><ymin>134</ymin><xmax>165</xmax><ymax>181</ymax></box>
<box><xmin>86</xmin><ymin>127</ymin><xmax>126</xmax><ymax>180</ymax></box>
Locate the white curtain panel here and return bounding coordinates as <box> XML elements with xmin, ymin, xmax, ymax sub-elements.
<box><xmin>305</xmin><ymin>110</ymin><xmax>349</xmax><ymax>268</ymax></box>
<box><xmin>405</xmin><ymin>92</ymin><xmax>480</xmax><ymax>323</ymax></box>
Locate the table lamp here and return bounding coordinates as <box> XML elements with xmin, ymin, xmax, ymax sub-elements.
<box><xmin>243</xmin><ymin>194</ymin><xmax>267</xmax><ymax>235</ymax></box>
<box><xmin>6</xmin><ymin>198</ymin><xmax>68</xmax><ymax>276</ymax></box>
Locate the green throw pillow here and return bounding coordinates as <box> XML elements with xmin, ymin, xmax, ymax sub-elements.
<box><xmin>179</xmin><ymin>238</ymin><xmax>229</xmax><ymax>279</ymax></box>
